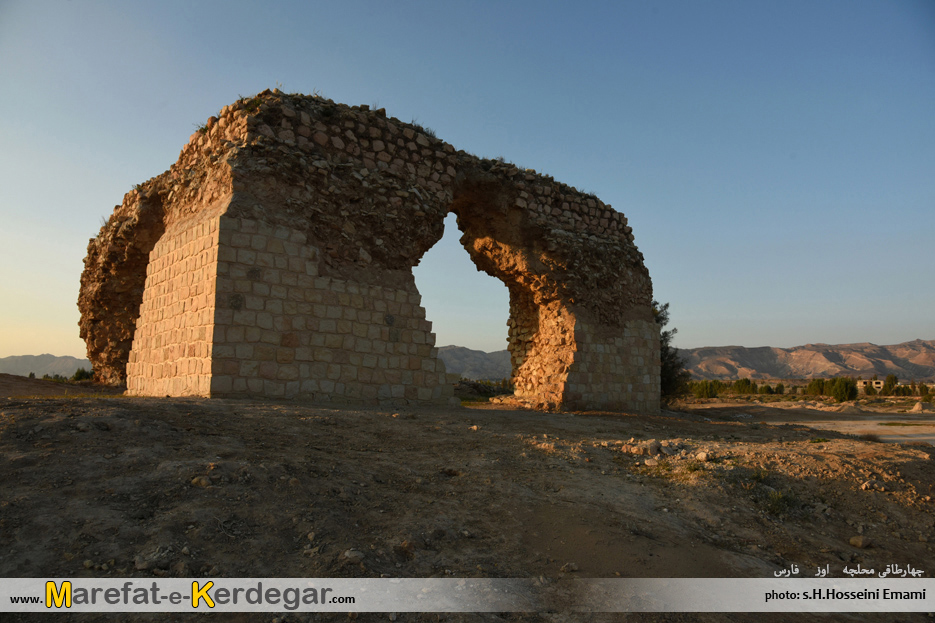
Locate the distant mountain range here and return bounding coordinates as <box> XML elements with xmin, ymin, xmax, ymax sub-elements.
<box><xmin>679</xmin><ymin>339</ymin><xmax>935</xmax><ymax>382</ymax></box>
<box><xmin>0</xmin><ymin>354</ymin><xmax>92</xmax><ymax>378</ymax></box>
<box><xmin>2</xmin><ymin>349</ymin><xmax>515</xmax><ymax>382</ymax></box>
<box><xmin>437</xmin><ymin>346</ymin><xmax>511</xmax><ymax>381</ymax></box>
<box><xmin>5</xmin><ymin>339</ymin><xmax>932</xmax><ymax>384</ymax></box>
<box><xmin>438</xmin><ymin>339</ymin><xmax>935</xmax><ymax>383</ymax></box>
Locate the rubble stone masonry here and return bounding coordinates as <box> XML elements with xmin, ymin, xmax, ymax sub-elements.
<box><xmin>80</xmin><ymin>89</ymin><xmax>659</xmax><ymax>412</ymax></box>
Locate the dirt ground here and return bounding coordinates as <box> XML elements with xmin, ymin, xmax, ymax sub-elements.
<box><xmin>0</xmin><ymin>373</ymin><xmax>123</xmax><ymax>399</ymax></box>
<box><xmin>1</xmin><ymin>375</ymin><xmax>934</xmax><ymax>623</ymax></box>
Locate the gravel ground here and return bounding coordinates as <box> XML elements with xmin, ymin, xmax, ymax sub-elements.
<box><xmin>1</xmin><ymin>384</ymin><xmax>933</xmax><ymax>622</ymax></box>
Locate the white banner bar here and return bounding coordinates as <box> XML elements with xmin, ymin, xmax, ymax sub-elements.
<box><xmin>2</xmin><ymin>578</ymin><xmax>932</xmax><ymax>613</ymax></box>
<box><xmin>576</xmin><ymin>578</ymin><xmax>932</xmax><ymax>612</ymax></box>
<box><xmin>3</xmin><ymin>578</ymin><xmax>536</xmax><ymax>613</ymax></box>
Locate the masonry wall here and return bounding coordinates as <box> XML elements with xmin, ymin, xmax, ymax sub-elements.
<box><xmin>564</xmin><ymin>318</ymin><xmax>660</xmax><ymax>412</ymax></box>
<box><xmin>88</xmin><ymin>90</ymin><xmax>662</xmax><ymax>413</ymax></box>
<box><xmin>126</xmin><ymin>205</ymin><xmax>655</xmax><ymax>410</ymax></box>
<box><xmin>126</xmin><ymin>214</ymin><xmax>220</xmax><ymax>396</ymax></box>
<box><xmin>208</xmin><ymin>215</ymin><xmax>454</xmax><ymax>405</ymax></box>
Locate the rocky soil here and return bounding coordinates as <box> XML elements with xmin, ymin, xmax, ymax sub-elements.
<box><xmin>1</xmin><ymin>385</ymin><xmax>933</xmax><ymax>622</ymax></box>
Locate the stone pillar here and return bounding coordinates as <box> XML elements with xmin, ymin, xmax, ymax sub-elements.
<box><xmin>128</xmin><ymin>213</ymin><xmax>454</xmax><ymax>406</ymax></box>
<box><xmin>126</xmin><ymin>213</ymin><xmax>220</xmax><ymax>397</ymax></box>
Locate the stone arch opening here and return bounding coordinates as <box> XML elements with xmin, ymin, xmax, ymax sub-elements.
<box><xmin>411</xmin><ymin>212</ymin><xmax>510</xmax><ymax>359</ymax></box>
<box><xmin>445</xmin><ymin>173</ymin><xmax>578</xmax><ymax>408</ymax></box>
<box><xmin>79</xmin><ymin>90</ymin><xmax>660</xmax><ymax>412</ymax></box>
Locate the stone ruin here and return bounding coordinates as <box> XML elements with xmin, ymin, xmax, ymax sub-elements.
<box><xmin>78</xmin><ymin>89</ymin><xmax>660</xmax><ymax>412</ymax></box>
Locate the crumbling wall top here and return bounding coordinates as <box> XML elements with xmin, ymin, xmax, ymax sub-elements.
<box><xmin>80</xmin><ymin>89</ymin><xmax>655</xmax><ymax>385</ymax></box>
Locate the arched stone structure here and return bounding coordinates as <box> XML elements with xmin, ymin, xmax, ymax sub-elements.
<box><xmin>79</xmin><ymin>90</ymin><xmax>659</xmax><ymax>412</ymax></box>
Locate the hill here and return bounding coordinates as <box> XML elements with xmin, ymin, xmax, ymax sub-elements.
<box><xmin>437</xmin><ymin>346</ymin><xmax>511</xmax><ymax>381</ymax></box>
<box><xmin>9</xmin><ymin>340</ymin><xmax>934</xmax><ymax>384</ymax></box>
<box><xmin>680</xmin><ymin>339</ymin><xmax>935</xmax><ymax>381</ymax></box>
<box><xmin>0</xmin><ymin>354</ymin><xmax>91</xmax><ymax>378</ymax></box>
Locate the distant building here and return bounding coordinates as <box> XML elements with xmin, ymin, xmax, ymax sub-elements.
<box><xmin>856</xmin><ymin>379</ymin><xmax>932</xmax><ymax>392</ymax></box>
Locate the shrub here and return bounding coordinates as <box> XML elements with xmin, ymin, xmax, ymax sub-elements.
<box><xmin>751</xmin><ymin>468</ymin><xmax>770</xmax><ymax>483</ymax></box>
<box><xmin>684</xmin><ymin>461</ymin><xmax>702</xmax><ymax>473</ymax></box>
<box><xmin>72</xmin><ymin>367</ymin><xmax>93</xmax><ymax>382</ymax></box>
<box><xmin>653</xmin><ymin>300</ymin><xmax>690</xmax><ymax>402</ymax></box>
<box><xmin>881</xmin><ymin>374</ymin><xmax>898</xmax><ymax>396</ymax></box>
<box><xmin>409</xmin><ymin>119</ymin><xmax>436</xmax><ymax>139</ymax></box>
<box><xmin>692</xmin><ymin>380</ymin><xmax>719</xmax><ymax>399</ymax></box>
<box><xmin>806</xmin><ymin>378</ymin><xmax>826</xmax><ymax>396</ymax></box>
<box><xmin>764</xmin><ymin>489</ymin><xmax>799</xmax><ymax>516</ymax></box>
<box><xmin>864</xmin><ymin>384</ymin><xmax>877</xmax><ymax>396</ymax></box>
<box><xmin>758</xmin><ymin>384</ymin><xmax>774</xmax><ymax>395</ymax></box>
<box><xmin>830</xmin><ymin>377</ymin><xmax>858</xmax><ymax>402</ymax></box>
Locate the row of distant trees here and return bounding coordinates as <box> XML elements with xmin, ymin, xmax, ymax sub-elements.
<box><xmin>861</xmin><ymin>374</ymin><xmax>930</xmax><ymax>397</ymax></box>
<box><xmin>688</xmin><ymin>374</ymin><xmax>932</xmax><ymax>403</ymax></box>
<box><xmin>461</xmin><ymin>377</ymin><xmax>513</xmax><ymax>391</ymax></box>
<box><xmin>803</xmin><ymin>377</ymin><xmax>859</xmax><ymax>402</ymax></box>
<box><xmin>688</xmin><ymin>378</ymin><xmax>792</xmax><ymax>399</ymax></box>
<box><xmin>27</xmin><ymin>368</ymin><xmax>93</xmax><ymax>383</ymax></box>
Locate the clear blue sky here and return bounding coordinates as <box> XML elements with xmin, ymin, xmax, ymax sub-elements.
<box><xmin>1</xmin><ymin>0</ymin><xmax>933</xmax><ymax>359</ymax></box>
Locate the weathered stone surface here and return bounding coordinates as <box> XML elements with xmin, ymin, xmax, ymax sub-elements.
<box><xmin>79</xmin><ymin>89</ymin><xmax>660</xmax><ymax>411</ymax></box>
<box><xmin>849</xmin><ymin>535</ymin><xmax>872</xmax><ymax>549</ymax></box>
<box><xmin>78</xmin><ymin>189</ymin><xmax>167</xmax><ymax>386</ymax></box>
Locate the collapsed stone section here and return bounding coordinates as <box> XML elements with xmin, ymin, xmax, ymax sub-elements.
<box><xmin>78</xmin><ymin>189</ymin><xmax>166</xmax><ymax>385</ymax></box>
<box><xmin>80</xmin><ymin>89</ymin><xmax>659</xmax><ymax>411</ymax></box>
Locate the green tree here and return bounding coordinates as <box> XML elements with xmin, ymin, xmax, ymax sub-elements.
<box><xmin>774</xmin><ymin>382</ymin><xmax>785</xmax><ymax>395</ymax></box>
<box><xmin>864</xmin><ymin>383</ymin><xmax>877</xmax><ymax>396</ymax></box>
<box><xmin>653</xmin><ymin>300</ymin><xmax>690</xmax><ymax>402</ymax></box>
<box><xmin>806</xmin><ymin>378</ymin><xmax>826</xmax><ymax>396</ymax></box>
<box><xmin>72</xmin><ymin>367</ymin><xmax>93</xmax><ymax>382</ymax></box>
<box><xmin>881</xmin><ymin>374</ymin><xmax>898</xmax><ymax>396</ymax></box>
<box><xmin>692</xmin><ymin>380</ymin><xmax>719</xmax><ymax>399</ymax></box>
<box><xmin>921</xmin><ymin>384</ymin><xmax>930</xmax><ymax>398</ymax></box>
<box><xmin>830</xmin><ymin>377</ymin><xmax>858</xmax><ymax>402</ymax></box>
<box><xmin>28</xmin><ymin>372</ymin><xmax>35</xmax><ymax>379</ymax></box>
<box><xmin>734</xmin><ymin>378</ymin><xmax>757</xmax><ymax>394</ymax></box>
<box><xmin>758</xmin><ymin>384</ymin><xmax>774</xmax><ymax>395</ymax></box>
